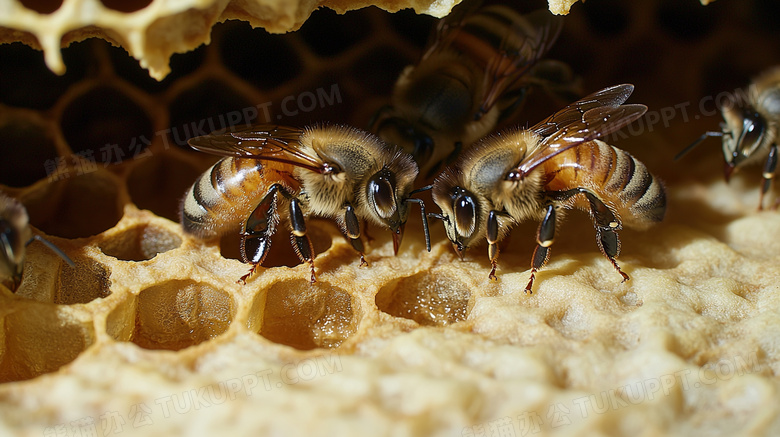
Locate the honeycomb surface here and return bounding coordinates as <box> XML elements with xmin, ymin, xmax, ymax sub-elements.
<box><xmin>1</xmin><ymin>0</ymin><xmax>780</xmax><ymax>436</ymax></box>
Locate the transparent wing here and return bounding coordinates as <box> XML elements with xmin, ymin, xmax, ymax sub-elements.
<box><xmin>530</xmin><ymin>84</ymin><xmax>636</xmax><ymax>137</ymax></box>
<box><xmin>187</xmin><ymin>124</ymin><xmax>328</xmax><ymax>173</ymax></box>
<box><xmin>513</xmin><ymin>99</ymin><xmax>647</xmax><ymax>177</ymax></box>
<box><xmin>477</xmin><ymin>8</ymin><xmax>564</xmax><ymax>118</ymax></box>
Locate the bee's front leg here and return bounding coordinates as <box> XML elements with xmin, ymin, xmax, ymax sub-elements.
<box><xmin>526</xmin><ymin>203</ymin><xmax>556</xmax><ymax>294</ymax></box>
<box><xmin>343</xmin><ymin>204</ymin><xmax>368</xmax><ymax>267</ymax></box>
<box><xmin>759</xmin><ymin>144</ymin><xmax>777</xmax><ymax>211</ymax></box>
<box><xmin>289</xmin><ymin>197</ymin><xmax>317</xmax><ymax>283</ymax></box>
<box><xmin>239</xmin><ymin>185</ymin><xmax>281</xmax><ymax>284</ymax></box>
<box><xmin>486</xmin><ymin>210</ymin><xmax>501</xmax><ymax>281</ymax></box>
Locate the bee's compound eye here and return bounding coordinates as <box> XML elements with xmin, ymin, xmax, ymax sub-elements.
<box><xmin>453</xmin><ymin>194</ymin><xmax>476</xmax><ymax>238</ymax></box>
<box><xmin>368</xmin><ymin>170</ymin><xmax>397</xmax><ymax>219</ymax></box>
<box><xmin>739</xmin><ymin>112</ymin><xmax>766</xmax><ymax>157</ymax></box>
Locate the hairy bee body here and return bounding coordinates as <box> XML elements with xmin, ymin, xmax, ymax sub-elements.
<box><xmin>181</xmin><ymin>124</ymin><xmax>427</xmax><ymax>283</ymax></box>
<box><xmin>542</xmin><ymin>140</ymin><xmax>666</xmax><ymax>230</ymax></box>
<box><xmin>373</xmin><ymin>1</ymin><xmax>568</xmax><ymax>177</ymax></box>
<box><xmin>182</xmin><ymin>158</ymin><xmax>295</xmax><ymax>239</ymax></box>
<box><xmin>680</xmin><ymin>66</ymin><xmax>780</xmax><ymax>209</ymax></box>
<box><xmin>431</xmin><ymin>84</ymin><xmax>660</xmax><ymax>292</ymax></box>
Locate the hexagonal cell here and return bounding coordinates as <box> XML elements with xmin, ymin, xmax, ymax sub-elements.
<box><xmin>99</xmin><ymin>0</ymin><xmax>152</xmax><ymax>13</ymax></box>
<box><xmin>56</xmin><ymin>259</ymin><xmax>111</xmax><ymax>305</ymax></box>
<box><xmin>18</xmin><ymin>0</ymin><xmax>63</xmax><ymax>14</ymax></box>
<box><xmin>61</xmin><ymin>86</ymin><xmax>153</xmax><ymax>166</ymax></box>
<box><xmin>218</xmin><ymin>22</ymin><xmax>301</xmax><ymax>91</ymax></box>
<box><xmin>298</xmin><ymin>8</ymin><xmax>372</xmax><ymax>57</ymax></box>
<box><xmin>0</xmin><ymin>40</ymin><xmax>88</xmax><ymax>109</ymax></box>
<box><xmin>128</xmin><ymin>280</ymin><xmax>234</xmax><ymax>351</ymax></box>
<box><xmin>0</xmin><ymin>117</ymin><xmax>59</xmax><ymax>187</ymax></box>
<box><xmin>168</xmin><ymin>79</ymin><xmax>252</xmax><ymax>149</ymax></box>
<box><xmin>21</xmin><ymin>171</ymin><xmax>123</xmax><ymax>238</ymax></box>
<box><xmin>99</xmin><ymin>224</ymin><xmax>182</xmax><ymax>261</ymax></box>
<box><xmin>257</xmin><ymin>280</ymin><xmax>359</xmax><ymax>350</ymax></box>
<box><xmin>0</xmin><ymin>305</ymin><xmax>94</xmax><ymax>383</ymax></box>
<box><xmin>127</xmin><ymin>154</ymin><xmax>201</xmax><ymax>221</ymax></box>
<box><xmin>376</xmin><ymin>270</ymin><xmax>471</xmax><ymax>326</ymax></box>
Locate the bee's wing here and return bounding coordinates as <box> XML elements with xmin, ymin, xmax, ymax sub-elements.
<box><xmin>530</xmin><ymin>84</ymin><xmax>636</xmax><ymax>137</ymax></box>
<box><xmin>513</xmin><ymin>103</ymin><xmax>648</xmax><ymax>177</ymax></box>
<box><xmin>187</xmin><ymin>124</ymin><xmax>329</xmax><ymax>173</ymax></box>
<box><xmin>420</xmin><ymin>0</ymin><xmax>483</xmax><ymax>62</ymax></box>
<box><xmin>477</xmin><ymin>8</ymin><xmax>564</xmax><ymax>117</ymax></box>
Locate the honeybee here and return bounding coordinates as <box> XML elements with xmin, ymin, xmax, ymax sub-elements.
<box><xmin>181</xmin><ymin>124</ymin><xmax>432</xmax><ymax>283</ymax></box>
<box><xmin>676</xmin><ymin>66</ymin><xmax>780</xmax><ymax>210</ymax></box>
<box><xmin>431</xmin><ymin>84</ymin><xmax>666</xmax><ymax>293</ymax></box>
<box><xmin>371</xmin><ymin>0</ymin><xmax>574</xmax><ymax>178</ymax></box>
<box><xmin>1</xmin><ymin>192</ymin><xmax>75</xmax><ymax>291</ymax></box>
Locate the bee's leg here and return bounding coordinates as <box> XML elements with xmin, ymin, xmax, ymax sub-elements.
<box><xmin>525</xmin><ymin>203</ymin><xmax>556</xmax><ymax>294</ymax></box>
<box><xmin>580</xmin><ymin>190</ymin><xmax>628</xmax><ymax>283</ymax></box>
<box><xmin>289</xmin><ymin>197</ymin><xmax>316</xmax><ymax>283</ymax></box>
<box><xmin>548</xmin><ymin>188</ymin><xmax>628</xmax><ymax>283</ymax></box>
<box><xmin>486</xmin><ymin>210</ymin><xmax>501</xmax><ymax>281</ymax></box>
<box><xmin>239</xmin><ymin>185</ymin><xmax>280</xmax><ymax>284</ymax></box>
<box><xmin>759</xmin><ymin>144</ymin><xmax>777</xmax><ymax>211</ymax></box>
<box><xmin>344</xmin><ymin>204</ymin><xmax>368</xmax><ymax>267</ymax></box>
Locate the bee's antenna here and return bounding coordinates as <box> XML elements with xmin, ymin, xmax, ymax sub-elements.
<box><xmin>404</xmin><ymin>184</ymin><xmax>434</xmax><ymax>252</ymax></box>
<box><xmin>675</xmin><ymin>131</ymin><xmax>723</xmax><ymax>161</ymax></box>
<box><xmin>27</xmin><ymin>235</ymin><xmax>75</xmax><ymax>268</ymax></box>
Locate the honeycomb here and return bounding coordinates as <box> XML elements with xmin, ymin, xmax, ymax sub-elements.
<box><xmin>1</xmin><ymin>0</ymin><xmax>780</xmax><ymax>436</ymax></box>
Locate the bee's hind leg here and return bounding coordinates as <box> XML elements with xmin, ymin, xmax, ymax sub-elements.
<box><xmin>239</xmin><ymin>185</ymin><xmax>281</xmax><ymax>284</ymax></box>
<box><xmin>580</xmin><ymin>190</ymin><xmax>628</xmax><ymax>282</ymax></box>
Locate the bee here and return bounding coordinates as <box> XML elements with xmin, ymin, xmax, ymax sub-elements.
<box><xmin>180</xmin><ymin>124</ymin><xmax>432</xmax><ymax>284</ymax></box>
<box><xmin>1</xmin><ymin>192</ymin><xmax>75</xmax><ymax>291</ymax></box>
<box><xmin>676</xmin><ymin>66</ymin><xmax>780</xmax><ymax>210</ymax></box>
<box><xmin>430</xmin><ymin>84</ymin><xmax>666</xmax><ymax>293</ymax></box>
<box><xmin>371</xmin><ymin>0</ymin><xmax>574</xmax><ymax>179</ymax></box>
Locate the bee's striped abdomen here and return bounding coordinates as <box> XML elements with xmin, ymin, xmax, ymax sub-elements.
<box><xmin>180</xmin><ymin>158</ymin><xmax>278</xmax><ymax>239</ymax></box>
<box><xmin>543</xmin><ymin>140</ymin><xmax>666</xmax><ymax>229</ymax></box>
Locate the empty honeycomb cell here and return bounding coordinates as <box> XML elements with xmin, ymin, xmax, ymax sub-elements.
<box><xmin>0</xmin><ymin>305</ymin><xmax>94</xmax><ymax>383</ymax></box>
<box><xmin>98</xmin><ymin>224</ymin><xmax>182</xmax><ymax>261</ymax></box>
<box><xmin>351</xmin><ymin>47</ymin><xmax>412</xmax><ymax>96</ymax></box>
<box><xmin>56</xmin><ymin>258</ymin><xmax>111</xmax><ymax>304</ymax></box>
<box><xmin>219</xmin><ymin>23</ymin><xmax>302</xmax><ymax>91</ymax></box>
<box><xmin>61</xmin><ymin>86</ymin><xmax>154</xmax><ymax>166</ymax></box>
<box><xmin>0</xmin><ymin>41</ymin><xmax>88</xmax><ymax>109</ymax></box>
<box><xmin>167</xmin><ymin>78</ymin><xmax>252</xmax><ymax>149</ymax></box>
<box><xmin>130</xmin><ymin>280</ymin><xmax>234</xmax><ymax>350</ymax></box>
<box><xmin>99</xmin><ymin>0</ymin><xmax>152</xmax><ymax>13</ymax></box>
<box><xmin>22</xmin><ymin>171</ymin><xmax>123</xmax><ymax>238</ymax></box>
<box><xmin>220</xmin><ymin>220</ymin><xmax>333</xmax><ymax>268</ymax></box>
<box><xmin>259</xmin><ymin>280</ymin><xmax>358</xmax><ymax>350</ymax></box>
<box><xmin>108</xmin><ymin>43</ymin><xmax>205</xmax><ymax>94</ymax></box>
<box><xmin>298</xmin><ymin>8</ymin><xmax>372</xmax><ymax>57</ymax></box>
<box><xmin>0</xmin><ymin>118</ymin><xmax>59</xmax><ymax>188</ymax></box>
<box><xmin>18</xmin><ymin>0</ymin><xmax>64</xmax><ymax>14</ymax></box>
<box><xmin>376</xmin><ymin>269</ymin><xmax>471</xmax><ymax>326</ymax></box>
<box><xmin>127</xmin><ymin>154</ymin><xmax>202</xmax><ymax>221</ymax></box>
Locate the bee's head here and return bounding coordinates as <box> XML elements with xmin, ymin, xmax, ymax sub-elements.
<box><xmin>431</xmin><ymin>169</ymin><xmax>483</xmax><ymax>259</ymax></box>
<box><xmin>721</xmin><ymin>106</ymin><xmax>769</xmax><ymax>180</ymax></box>
<box><xmin>364</xmin><ymin>146</ymin><xmax>430</xmax><ymax>254</ymax></box>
